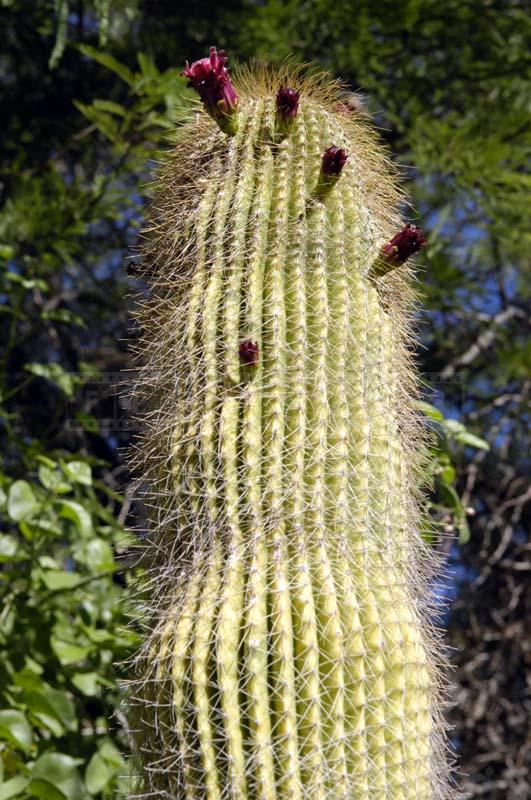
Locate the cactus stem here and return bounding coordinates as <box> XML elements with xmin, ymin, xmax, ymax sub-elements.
<box><xmin>200</xmin><ymin>111</ymin><xmax>251</xmax><ymax>524</ymax></box>
<box><xmin>305</xmin><ymin>108</ymin><xmax>350</xmax><ymax>799</ymax></box>
<box><xmin>285</xmin><ymin>108</ymin><xmax>327</xmax><ymax>798</ymax></box>
<box><xmin>325</xmin><ymin>171</ymin><xmax>372</xmax><ymax>798</ymax></box>
<box><xmin>132</xmin><ymin>63</ymin><xmax>451</xmax><ymax>800</ymax></box>
<box><xmin>175</xmin><ymin>173</ymin><xmax>220</xmax><ymax>523</ymax></box>
<box><xmin>171</xmin><ymin>574</ymin><xmax>203</xmax><ymax>800</ymax></box>
<box><xmin>216</xmin><ymin>103</ymin><xmax>265</xmax><ymax>800</ymax></box>
<box><xmin>193</xmin><ymin>546</ymin><xmax>224</xmax><ymax>799</ymax></box>
<box><xmin>241</xmin><ymin>101</ymin><xmax>277</xmax><ymax>800</ymax></box>
<box><xmin>262</xmin><ymin>116</ymin><xmax>302</xmax><ymax>800</ymax></box>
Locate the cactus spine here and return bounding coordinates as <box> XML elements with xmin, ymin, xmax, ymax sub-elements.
<box><xmin>130</xmin><ymin>56</ymin><xmax>450</xmax><ymax>800</ymax></box>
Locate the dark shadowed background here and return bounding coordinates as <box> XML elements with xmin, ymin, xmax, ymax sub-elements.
<box><xmin>0</xmin><ymin>1</ymin><xmax>529</xmax><ymax>798</ymax></box>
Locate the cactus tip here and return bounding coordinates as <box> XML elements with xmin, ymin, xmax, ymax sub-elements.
<box><xmin>183</xmin><ymin>46</ymin><xmax>239</xmax><ymax>135</ymax></box>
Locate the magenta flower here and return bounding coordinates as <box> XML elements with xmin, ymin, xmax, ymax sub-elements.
<box><xmin>239</xmin><ymin>340</ymin><xmax>259</xmax><ymax>367</ymax></box>
<box><xmin>321</xmin><ymin>145</ymin><xmax>348</xmax><ymax>177</ymax></box>
<box><xmin>380</xmin><ymin>224</ymin><xmax>427</xmax><ymax>267</ymax></box>
<box><xmin>183</xmin><ymin>47</ymin><xmax>239</xmax><ymax>135</ymax></box>
<box><xmin>276</xmin><ymin>87</ymin><xmax>300</xmax><ymax>122</ymax></box>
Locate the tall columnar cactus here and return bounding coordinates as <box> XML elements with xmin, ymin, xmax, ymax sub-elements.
<box><xmin>129</xmin><ymin>50</ymin><xmax>451</xmax><ymax>800</ymax></box>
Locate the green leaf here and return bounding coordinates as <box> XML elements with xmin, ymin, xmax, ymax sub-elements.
<box><xmin>0</xmin><ymin>534</ymin><xmax>19</xmax><ymax>562</ymax></box>
<box><xmin>21</xmin><ymin>519</ymin><xmax>62</xmax><ymax>539</ymax></box>
<box><xmin>137</xmin><ymin>53</ymin><xmax>159</xmax><ymax>80</ymax></box>
<box><xmin>455</xmin><ymin>431</ymin><xmax>490</xmax><ymax>451</ymax></box>
<box><xmin>41</xmin><ymin>309</ymin><xmax>86</xmax><ymax>328</ymax></box>
<box><xmin>0</xmin><ymin>709</ymin><xmax>32</xmax><ymax>753</ymax></box>
<box><xmin>439</xmin><ymin>482</ymin><xmax>462</xmax><ymax>512</ymax></box>
<box><xmin>59</xmin><ymin>501</ymin><xmax>93</xmax><ymax>537</ymax></box>
<box><xmin>50</xmin><ymin>637</ymin><xmax>93</xmax><ymax>666</ymax></box>
<box><xmin>78</xmin><ymin>45</ymin><xmax>135</xmax><ymax>86</ymax></box>
<box><xmin>7</xmin><ymin>481</ymin><xmax>38</xmax><ymax>522</ymax></box>
<box><xmin>62</xmin><ymin>462</ymin><xmax>92</xmax><ymax>487</ymax></box>
<box><xmin>38</xmin><ymin>553</ymin><xmax>59</xmax><ymax>566</ymax></box>
<box><xmin>73</xmin><ymin>412</ymin><xmax>99</xmax><ymax>434</ymax></box>
<box><xmin>36</xmin><ymin>455</ymin><xmax>57</xmax><ymax>468</ymax></box>
<box><xmin>77</xmin><ymin>538</ymin><xmax>114</xmax><ymax>571</ymax></box>
<box><xmin>71</xmin><ymin>672</ymin><xmax>100</xmax><ymax>696</ymax></box>
<box><xmin>442</xmin><ymin>418</ymin><xmax>466</xmax><ymax>435</ymax></box>
<box><xmin>73</xmin><ymin>103</ymin><xmax>119</xmax><ymax>143</ymax></box>
<box><xmin>27</xmin><ymin>779</ymin><xmax>66</xmax><ymax>800</ymax></box>
<box><xmin>0</xmin><ymin>244</ymin><xmax>15</xmax><ymax>261</ymax></box>
<box><xmin>24</xmin><ymin>364</ymin><xmax>76</xmax><ymax>397</ymax></box>
<box><xmin>12</xmin><ymin>665</ymin><xmax>44</xmax><ymax>692</ymax></box>
<box><xmin>41</xmin><ymin>570</ymin><xmax>81</xmax><ymax>591</ymax></box>
<box><xmin>48</xmin><ymin>0</ymin><xmax>68</xmax><ymax>68</ymax></box>
<box><xmin>85</xmin><ymin>753</ymin><xmax>114</xmax><ymax>795</ymax></box>
<box><xmin>97</xmin><ymin>738</ymin><xmax>124</xmax><ymax>770</ymax></box>
<box><xmin>92</xmin><ymin>99</ymin><xmax>127</xmax><ymax>117</ymax></box>
<box><xmin>414</xmin><ymin>400</ymin><xmax>444</xmax><ymax>421</ymax></box>
<box><xmin>25</xmin><ymin>687</ymin><xmax>77</xmax><ymax>735</ymax></box>
<box><xmin>30</xmin><ymin>753</ymin><xmax>86</xmax><ymax>800</ymax></box>
<box><xmin>82</xmin><ymin>626</ymin><xmax>115</xmax><ymax>645</ymax></box>
<box><xmin>458</xmin><ymin>515</ymin><xmax>471</xmax><ymax>544</ymax></box>
<box><xmin>441</xmin><ymin>464</ymin><xmax>456</xmax><ymax>484</ymax></box>
<box><xmin>0</xmin><ymin>776</ymin><xmax>30</xmax><ymax>800</ymax></box>
<box><xmin>4</xmin><ymin>273</ymin><xmax>48</xmax><ymax>292</ymax></box>
<box><xmin>42</xmin><ymin>689</ymin><xmax>77</xmax><ymax>732</ymax></box>
<box><xmin>38</xmin><ymin>465</ymin><xmax>72</xmax><ymax>494</ymax></box>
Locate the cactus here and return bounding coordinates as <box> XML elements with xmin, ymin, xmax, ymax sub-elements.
<box><xmin>129</xmin><ymin>50</ymin><xmax>451</xmax><ymax>800</ymax></box>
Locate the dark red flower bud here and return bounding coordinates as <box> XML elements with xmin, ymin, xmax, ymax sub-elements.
<box><xmin>239</xmin><ymin>340</ymin><xmax>259</xmax><ymax>367</ymax></box>
<box><xmin>311</xmin><ymin>145</ymin><xmax>349</xmax><ymax>202</ymax></box>
<box><xmin>321</xmin><ymin>145</ymin><xmax>348</xmax><ymax>177</ymax></box>
<box><xmin>380</xmin><ymin>224</ymin><xmax>427</xmax><ymax>267</ymax></box>
<box><xmin>183</xmin><ymin>47</ymin><xmax>238</xmax><ymax>135</ymax></box>
<box><xmin>276</xmin><ymin>87</ymin><xmax>300</xmax><ymax>122</ymax></box>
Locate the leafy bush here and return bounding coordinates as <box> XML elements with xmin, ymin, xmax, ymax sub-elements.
<box><xmin>0</xmin><ymin>456</ymin><xmax>137</xmax><ymax>799</ymax></box>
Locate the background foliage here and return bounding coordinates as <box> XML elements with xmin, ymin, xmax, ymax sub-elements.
<box><xmin>1</xmin><ymin>1</ymin><xmax>529</xmax><ymax>798</ymax></box>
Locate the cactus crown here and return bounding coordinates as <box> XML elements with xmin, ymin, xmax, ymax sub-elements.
<box><xmin>128</xmin><ymin>56</ymin><xmax>452</xmax><ymax>800</ymax></box>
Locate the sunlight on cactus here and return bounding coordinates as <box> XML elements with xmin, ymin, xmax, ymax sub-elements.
<box><xmin>127</xmin><ymin>51</ymin><xmax>453</xmax><ymax>800</ymax></box>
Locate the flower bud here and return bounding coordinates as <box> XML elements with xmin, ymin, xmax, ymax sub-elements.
<box><xmin>321</xmin><ymin>145</ymin><xmax>348</xmax><ymax>177</ymax></box>
<box><xmin>380</xmin><ymin>224</ymin><xmax>427</xmax><ymax>267</ymax></box>
<box><xmin>183</xmin><ymin>47</ymin><xmax>239</xmax><ymax>136</ymax></box>
<box><xmin>371</xmin><ymin>224</ymin><xmax>427</xmax><ymax>278</ymax></box>
<box><xmin>239</xmin><ymin>340</ymin><xmax>259</xmax><ymax>367</ymax></box>
<box><xmin>275</xmin><ymin>87</ymin><xmax>300</xmax><ymax>136</ymax></box>
<box><xmin>312</xmin><ymin>145</ymin><xmax>348</xmax><ymax>200</ymax></box>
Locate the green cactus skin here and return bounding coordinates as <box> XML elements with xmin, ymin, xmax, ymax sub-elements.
<box><xmin>130</xmin><ymin>64</ymin><xmax>452</xmax><ymax>800</ymax></box>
